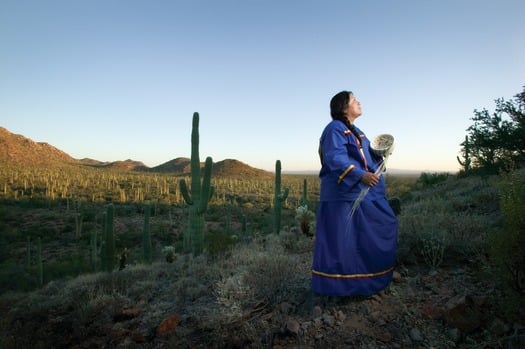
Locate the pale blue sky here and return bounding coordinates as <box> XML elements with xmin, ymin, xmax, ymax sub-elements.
<box><xmin>1</xmin><ymin>0</ymin><xmax>524</xmax><ymax>172</ymax></box>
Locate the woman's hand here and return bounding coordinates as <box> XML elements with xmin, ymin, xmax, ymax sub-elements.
<box><xmin>361</xmin><ymin>172</ymin><xmax>379</xmax><ymax>187</ymax></box>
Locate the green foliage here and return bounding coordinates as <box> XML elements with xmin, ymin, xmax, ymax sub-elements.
<box><xmin>207</xmin><ymin>232</ymin><xmax>238</xmax><ymax>256</ymax></box>
<box><xmin>179</xmin><ymin>112</ymin><xmax>214</xmax><ymax>255</ymax></box>
<box><xmin>490</xmin><ymin>170</ymin><xmax>525</xmax><ymax>301</ymax></box>
<box><xmin>273</xmin><ymin>160</ymin><xmax>289</xmax><ymax>234</ymax></box>
<box><xmin>420</xmin><ymin>228</ymin><xmax>446</xmax><ymax>269</ymax></box>
<box><xmin>462</xmin><ymin>86</ymin><xmax>525</xmax><ymax>174</ymax></box>
<box><xmin>398</xmin><ymin>175</ymin><xmax>500</xmax><ymax>267</ymax></box>
<box><xmin>416</xmin><ymin>171</ymin><xmax>451</xmax><ymax>187</ymax></box>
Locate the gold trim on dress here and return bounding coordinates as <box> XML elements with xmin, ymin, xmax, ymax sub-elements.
<box><xmin>337</xmin><ymin>164</ymin><xmax>355</xmax><ymax>183</ymax></box>
<box><xmin>311</xmin><ymin>267</ymin><xmax>394</xmax><ymax>279</ymax></box>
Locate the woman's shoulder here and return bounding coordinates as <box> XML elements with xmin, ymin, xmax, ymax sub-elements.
<box><xmin>323</xmin><ymin>119</ymin><xmax>347</xmax><ymax>132</ymax></box>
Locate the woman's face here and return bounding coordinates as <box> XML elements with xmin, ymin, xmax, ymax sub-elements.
<box><xmin>345</xmin><ymin>94</ymin><xmax>362</xmax><ymax>120</ymax></box>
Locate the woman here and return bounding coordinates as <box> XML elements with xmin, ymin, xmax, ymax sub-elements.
<box><xmin>311</xmin><ymin>90</ymin><xmax>398</xmax><ymax>297</ymax></box>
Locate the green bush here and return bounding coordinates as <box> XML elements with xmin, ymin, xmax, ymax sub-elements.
<box><xmin>490</xmin><ymin>170</ymin><xmax>525</xmax><ymax>319</ymax></box>
<box><xmin>416</xmin><ymin>172</ymin><xmax>451</xmax><ymax>187</ymax></box>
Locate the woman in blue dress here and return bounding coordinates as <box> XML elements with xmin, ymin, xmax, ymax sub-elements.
<box><xmin>312</xmin><ymin>90</ymin><xmax>398</xmax><ymax>297</ymax></box>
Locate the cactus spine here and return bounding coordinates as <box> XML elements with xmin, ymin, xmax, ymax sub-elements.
<box><xmin>179</xmin><ymin>112</ymin><xmax>214</xmax><ymax>255</ymax></box>
<box><xmin>143</xmin><ymin>204</ymin><xmax>152</xmax><ymax>264</ymax></box>
<box><xmin>273</xmin><ymin>160</ymin><xmax>289</xmax><ymax>234</ymax></box>
<box><xmin>457</xmin><ymin>135</ymin><xmax>471</xmax><ymax>174</ymax></box>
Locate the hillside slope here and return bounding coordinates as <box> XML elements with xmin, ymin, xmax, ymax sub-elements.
<box><xmin>0</xmin><ymin>126</ymin><xmax>272</xmax><ymax>178</ymax></box>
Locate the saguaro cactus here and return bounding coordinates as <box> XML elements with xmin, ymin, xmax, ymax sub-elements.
<box><xmin>143</xmin><ymin>204</ymin><xmax>152</xmax><ymax>264</ymax></box>
<box><xmin>457</xmin><ymin>135</ymin><xmax>471</xmax><ymax>174</ymax></box>
<box><xmin>37</xmin><ymin>237</ymin><xmax>43</xmax><ymax>287</ymax></box>
<box><xmin>90</xmin><ymin>230</ymin><xmax>98</xmax><ymax>272</ymax></box>
<box><xmin>103</xmin><ymin>203</ymin><xmax>115</xmax><ymax>271</ymax></box>
<box><xmin>273</xmin><ymin>160</ymin><xmax>289</xmax><ymax>234</ymax></box>
<box><xmin>179</xmin><ymin>112</ymin><xmax>214</xmax><ymax>255</ymax></box>
<box><xmin>300</xmin><ymin>178</ymin><xmax>308</xmax><ymax>206</ymax></box>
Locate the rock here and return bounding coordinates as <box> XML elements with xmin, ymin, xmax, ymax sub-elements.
<box><xmin>448</xmin><ymin>327</ymin><xmax>461</xmax><ymax>343</ymax></box>
<box><xmin>443</xmin><ymin>295</ymin><xmax>482</xmax><ymax>333</ymax></box>
<box><xmin>113</xmin><ymin>306</ymin><xmax>140</xmax><ymax>322</ymax></box>
<box><xmin>312</xmin><ymin>305</ymin><xmax>322</xmax><ymax>318</ymax></box>
<box><xmin>409</xmin><ymin>327</ymin><xmax>423</xmax><ymax>342</ymax></box>
<box><xmin>489</xmin><ymin>318</ymin><xmax>507</xmax><ymax>336</ymax></box>
<box><xmin>285</xmin><ymin>318</ymin><xmax>301</xmax><ymax>335</ymax></box>
<box><xmin>156</xmin><ymin>314</ymin><xmax>181</xmax><ymax>337</ymax></box>
<box><xmin>420</xmin><ymin>300</ymin><xmax>442</xmax><ymax>319</ymax></box>
<box><xmin>322</xmin><ymin>314</ymin><xmax>336</xmax><ymax>327</ymax></box>
<box><xmin>393</xmin><ymin>270</ymin><xmax>402</xmax><ymax>282</ymax></box>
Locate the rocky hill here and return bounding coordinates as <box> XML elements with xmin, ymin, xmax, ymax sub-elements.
<box><xmin>0</xmin><ymin>127</ymin><xmax>76</xmax><ymax>167</ymax></box>
<box><xmin>151</xmin><ymin>158</ymin><xmax>273</xmax><ymax>178</ymax></box>
<box><xmin>0</xmin><ymin>126</ymin><xmax>272</xmax><ymax>178</ymax></box>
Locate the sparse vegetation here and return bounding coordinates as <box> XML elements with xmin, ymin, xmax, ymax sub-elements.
<box><xmin>1</xmin><ymin>107</ymin><xmax>524</xmax><ymax>347</ymax></box>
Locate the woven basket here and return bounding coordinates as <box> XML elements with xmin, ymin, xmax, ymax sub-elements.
<box><xmin>370</xmin><ymin>134</ymin><xmax>395</xmax><ymax>157</ymax></box>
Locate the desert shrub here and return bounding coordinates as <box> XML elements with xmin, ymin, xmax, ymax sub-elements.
<box><xmin>216</xmin><ymin>235</ymin><xmax>304</xmax><ymax>318</ymax></box>
<box><xmin>420</xmin><ymin>228</ymin><xmax>446</xmax><ymax>269</ymax></box>
<box><xmin>397</xmin><ymin>179</ymin><xmax>498</xmax><ymax>268</ymax></box>
<box><xmin>172</xmin><ymin>254</ymin><xmax>221</xmax><ymax>304</ymax></box>
<box><xmin>294</xmin><ymin>204</ymin><xmax>315</xmax><ymax>236</ymax></box>
<box><xmin>416</xmin><ymin>172</ymin><xmax>451</xmax><ymax>187</ymax></box>
<box><xmin>0</xmin><ymin>262</ymin><xmax>38</xmax><ymax>293</ymax></box>
<box><xmin>489</xmin><ymin>170</ymin><xmax>525</xmax><ymax>319</ymax></box>
<box><xmin>207</xmin><ymin>231</ymin><xmax>238</xmax><ymax>256</ymax></box>
<box><xmin>398</xmin><ymin>201</ymin><xmax>448</xmax><ymax>266</ymax></box>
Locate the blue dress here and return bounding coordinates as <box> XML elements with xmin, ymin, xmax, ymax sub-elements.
<box><xmin>311</xmin><ymin>120</ymin><xmax>398</xmax><ymax>296</ymax></box>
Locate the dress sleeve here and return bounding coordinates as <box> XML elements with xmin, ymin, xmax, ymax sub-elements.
<box><xmin>321</xmin><ymin>127</ymin><xmax>366</xmax><ymax>186</ymax></box>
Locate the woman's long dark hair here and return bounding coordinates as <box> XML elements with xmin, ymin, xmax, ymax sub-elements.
<box><xmin>330</xmin><ymin>90</ymin><xmax>351</xmax><ymax>123</ymax></box>
<box><xmin>329</xmin><ymin>90</ymin><xmax>361</xmax><ymax>146</ymax></box>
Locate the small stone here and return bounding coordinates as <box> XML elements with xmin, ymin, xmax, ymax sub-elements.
<box><xmin>393</xmin><ymin>271</ymin><xmax>402</xmax><ymax>282</ymax></box>
<box><xmin>409</xmin><ymin>327</ymin><xmax>423</xmax><ymax>342</ymax></box>
<box><xmin>489</xmin><ymin>318</ymin><xmax>507</xmax><ymax>336</ymax></box>
<box><xmin>286</xmin><ymin>318</ymin><xmax>301</xmax><ymax>335</ymax></box>
<box><xmin>322</xmin><ymin>314</ymin><xmax>335</xmax><ymax>327</ymax></box>
<box><xmin>312</xmin><ymin>305</ymin><xmax>322</xmax><ymax>318</ymax></box>
<box><xmin>448</xmin><ymin>327</ymin><xmax>461</xmax><ymax>343</ymax></box>
<box><xmin>156</xmin><ymin>314</ymin><xmax>180</xmax><ymax>337</ymax></box>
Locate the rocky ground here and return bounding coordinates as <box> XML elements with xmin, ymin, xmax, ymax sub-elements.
<box><xmin>2</xmin><ymin>252</ymin><xmax>524</xmax><ymax>349</ymax></box>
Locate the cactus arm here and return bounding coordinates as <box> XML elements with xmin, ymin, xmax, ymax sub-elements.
<box><xmin>179</xmin><ymin>178</ymin><xmax>193</xmax><ymax>205</ymax></box>
<box><xmin>198</xmin><ymin>156</ymin><xmax>213</xmax><ymax>214</ymax></box>
<box><xmin>180</xmin><ymin>112</ymin><xmax>214</xmax><ymax>255</ymax></box>
<box><xmin>190</xmin><ymin>112</ymin><xmax>202</xmax><ymax>200</ymax></box>
<box><xmin>273</xmin><ymin>160</ymin><xmax>289</xmax><ymax>234</ymax></box>
<box><xmin>280</xmin><ymin>187</ymin><xmax>289</xmax><ymax>201</ymax></box>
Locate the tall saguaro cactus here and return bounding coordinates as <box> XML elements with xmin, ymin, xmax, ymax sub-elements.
<box><xmin>143</xmin><ymin>204</ymin><xmax>152</xmax><ymax>264</ymax></box>
<box><xmin>457</xmin><ymin>135</ymin><xmax>471</xmax><ymax>174</ymax></box>
<box><xmin>179</xmin><ymin>112</ymin><xmax>214</xmax><ymax>255</ymax></box>
<box><xmin>273</xmin><ymin>160</ymin><xmax>289</xmax><ymax>234</ymax></box>
<box><xmin>300</xmin><ymin>178</ymin><xmax>308</xmax><ymax>206</ymax></box>
<box><xmin>103</xmin><ymin>203</ymin><xmax>115</xmax><ymax>271</ymax></box>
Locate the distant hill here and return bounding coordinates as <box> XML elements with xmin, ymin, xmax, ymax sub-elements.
<box><xmin>0</xmin><ymin>126</ymin><xmax>272</xmax><ymax>178</ymax></box>
<box><xmin>0</xmin><ymin>127</ymin><xmax>76</xmax><ymax>167</ymax></box>
<box><xmin>212</xmin><ymin>159</ymin><xmax>273</xmax><ymax>179</ymax></box>
<box><xmin>150</xmin><ymin>157</ymin><xmax>272</xmax><ymax>178</ymax></box>
<box><xmin>150</xmin><ymin>157</ymin><xmax>192</xmax><ymax>174</ymax></box>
